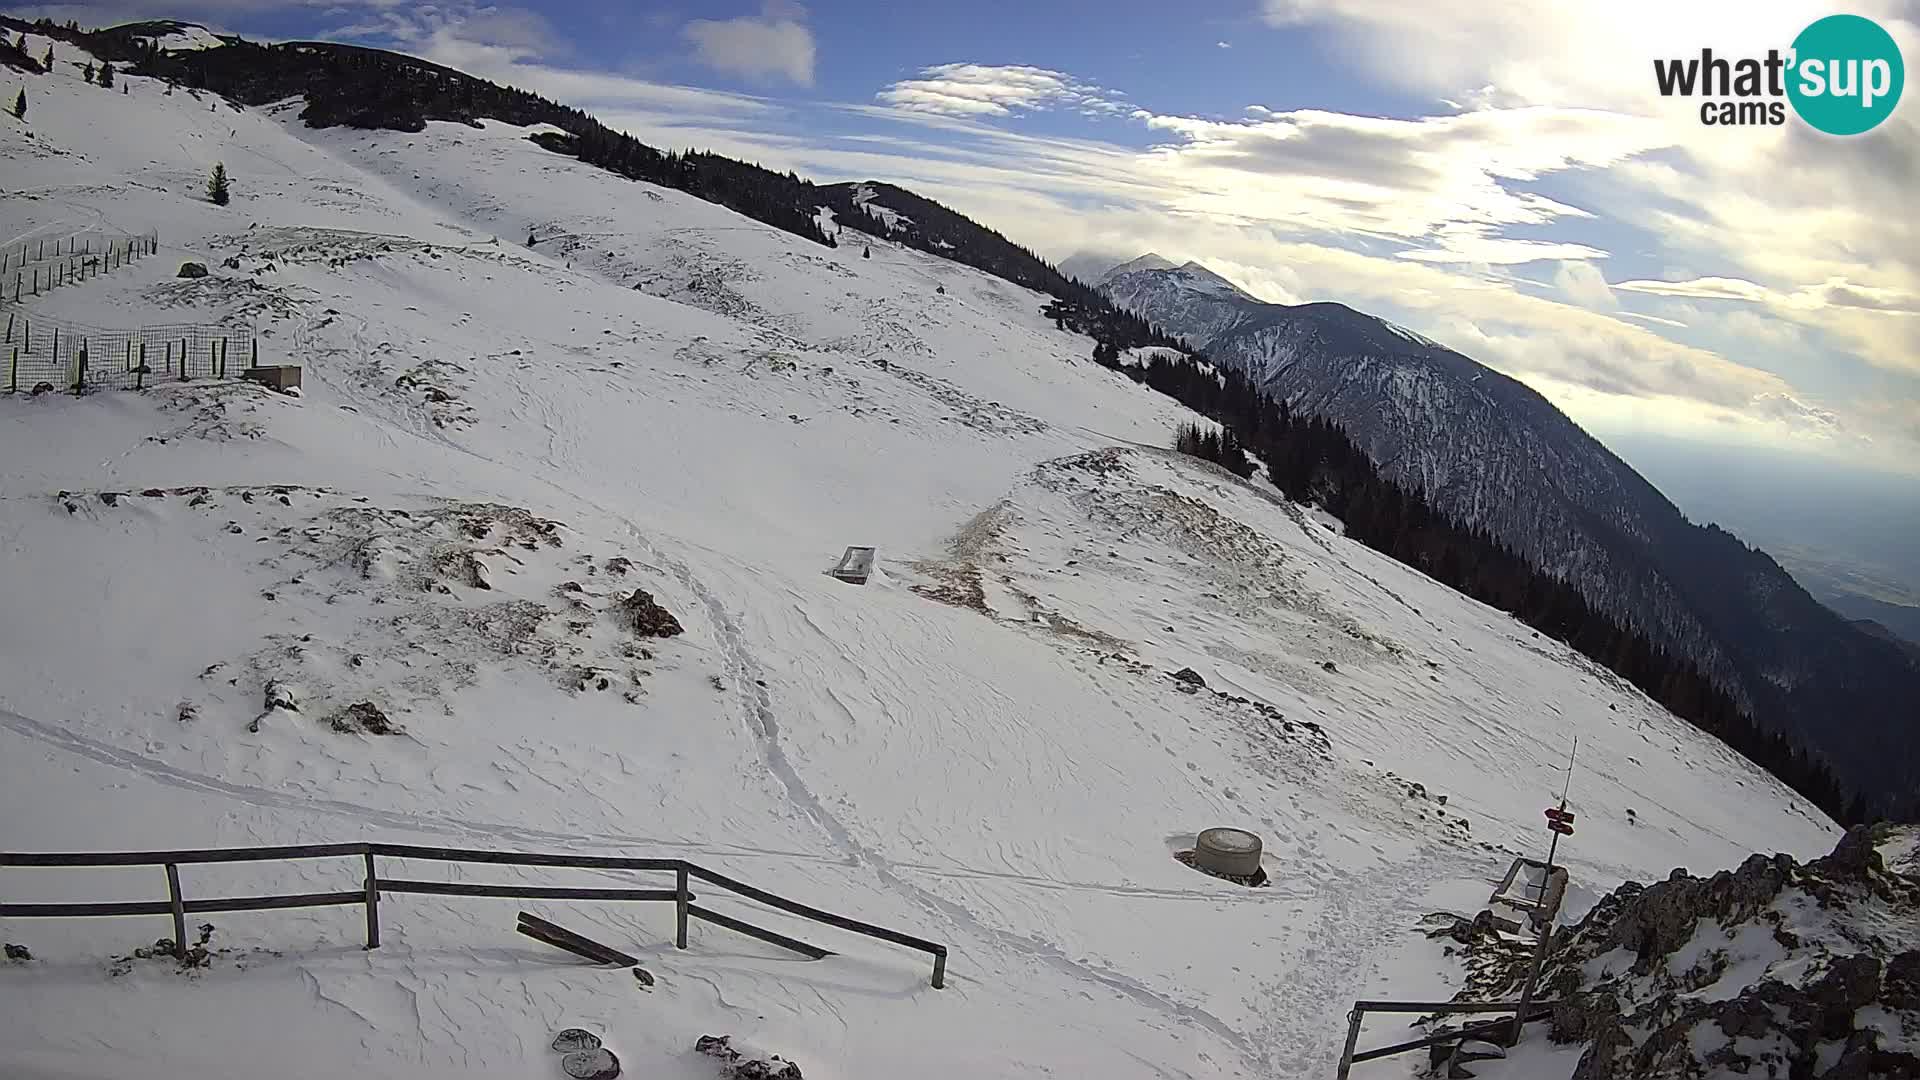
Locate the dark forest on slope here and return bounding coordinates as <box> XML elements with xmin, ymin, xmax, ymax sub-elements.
<box><xmin>1129</xmin><ymin>349</ymin><xmax>1866</xmax><ymax>825</ymax></box>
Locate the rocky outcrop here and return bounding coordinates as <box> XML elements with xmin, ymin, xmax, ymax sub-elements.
<box><xmin>613</xmin><ymin>588</ymin><xmax>682</xmax><ymax>638</ymax></box>
<box><xmin>1539</xmin><ymin>826</ymin><xmax>1920</xmax><ymax>1079</ymax></box>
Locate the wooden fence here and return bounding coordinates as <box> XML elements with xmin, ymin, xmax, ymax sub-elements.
<box><xmin>0</xmin><ymin>841</ymin><xmax>948</xmax><ymax>988</ymax></box>
<box><xmin>1333</xmin><ymin>998</ymin><xmax>1559</xmax><ymax>1078</ymax></box>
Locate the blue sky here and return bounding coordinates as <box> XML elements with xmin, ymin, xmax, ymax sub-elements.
<box><xmin>21</xmin><ymin>1</ymin><xmax>1920</xmax><ymax>486</ymax></box>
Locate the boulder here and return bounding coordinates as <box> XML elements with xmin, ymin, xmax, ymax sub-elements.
<box><xmin>177</xmin><ymin>262</ymin><xmax>209</xmax><ymax>278</ymax></box>
<box><xmin>614</xmin><ymin>588</ymin><xmax>683</xmax><ymax>638</ymax></box>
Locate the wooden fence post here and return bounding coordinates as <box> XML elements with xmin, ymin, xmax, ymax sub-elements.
<box><xmin>219</xmin><ymin>338</ymin><xmax>228</xmax><ymax>378</ymax></box>
<box><xmin>136</xmin><ymin>343</ymin><xmax>145</xmax><ymax>390</ymax></box>
<box><xmin>1335</xmin><ymin>1006</ymin><xmax>1364</xmax><ymax>1080</ymax></box>
<box><xmin>675</xmin><ymin>864</ymin><xmax>689</xmax><ymax>949</ymax></box>
<box><xmin>932</xmin><ymin>947</ymin><xmax>947</xmax><ymax>990</ymax></box>
<box><xmin>8</xmin><ymin>347</ymin><xmax>17</xmax><ymax>394</ymax></box>
<box><xmin>165</xmin><ymin>863</ymin><xmax>188</xmax><ymax>961</ymax></box>
<box><xmin>251</xmin><ymin>338</ymin><xmax>258</xmax><ymax>368</ymax></box>
<box><xmin>362</xmin><ymin>850</ymin><xmax>380</xmax><ymax>949</ymax></box>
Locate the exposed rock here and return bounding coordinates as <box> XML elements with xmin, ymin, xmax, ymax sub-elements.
<box><xmin>176</xmin><ymin>261</ymin><xmax>208</xmax><ymax>278</ymax></box>
<box><xmin>330</xmin><ymin>701</ymin><xmax>395</xmax><ymax>735</ymax></box>
<box><xmin>1527</xmin><ymin>827</ymin><xmax>1920</xmax><ymax>1080</ymax></box>
<box><xmin>1169</xmin><ymin>667</ymin><xmax>1206</xmax><ymax>688</ymax></box>
<box><xmin>613</xmin><ymin>588</ymin><xmax>682</xmax><ymax>638</ymax></box>
<box><xmin>262</xmin><ymin>680</ymin><xmax>298</xmax><ymax>712</ymax></box>
<box><xmin>695</xmin><ymin>1036</ymin><xmax>802</xmax><ymax>1080</ymax></box>
<box><xmin>4</xmin><ymin>943</ymin><xmax>30</xmax><ymax>961</ymax></box>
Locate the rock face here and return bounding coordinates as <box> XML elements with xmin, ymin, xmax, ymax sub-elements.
<box><xmin>613</xmin><ymin>588</ymin><xmax>682</xmax><ymax>638</ymax></box>
<box><xmin>1537</xmin><ymin>826</ymin><xmax>1920</xmax><ymax>1079</ymax></box>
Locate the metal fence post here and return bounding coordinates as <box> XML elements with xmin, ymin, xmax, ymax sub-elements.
<box><xmin>363</xmin><ymin>850</ymin><xmax>380</xmax><ymax>949</ymax></box>
<box><xmin>164</xmin><ymin>863</ymin><xmax>188</xmax><ymax>961</ymax></box>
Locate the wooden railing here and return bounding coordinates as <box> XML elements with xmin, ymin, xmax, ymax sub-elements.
<box><xmin>0</xmin><ymin>842</ymin><xmax>948</xmax><ymax>988</ymax></box>
<box><xmin>1333</xmin><ymin>999</ymin><xmax>1558</xmax><ymax>1078</ymax></box>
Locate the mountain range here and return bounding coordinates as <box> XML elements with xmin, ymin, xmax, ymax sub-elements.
<box><xmin>1080</xmin><ymin>252</ymin><xmax>1920</xmax><ymax>817</ymax></box>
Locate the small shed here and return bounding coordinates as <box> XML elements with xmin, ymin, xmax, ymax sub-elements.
<box><xmin>830</xmin><ymin>546</ymin><xmax>876</xmax><ymax>585</ymax></box>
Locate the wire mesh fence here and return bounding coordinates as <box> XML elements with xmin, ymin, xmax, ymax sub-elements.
<box><xmin>2</xmin><ymin>311</ymin><xmax>259</xmax><ymax>394</ymax></box>
<box><xmin>0</xmin><ymin>231</ymin><xmax>161</xmax><ymax>304</ymax></box>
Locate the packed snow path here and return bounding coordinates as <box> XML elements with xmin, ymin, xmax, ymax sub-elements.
<box><xmin>0</xmin><ymin>35</ymin><xmax>1837</xmax><ymax>1080</ymax></box>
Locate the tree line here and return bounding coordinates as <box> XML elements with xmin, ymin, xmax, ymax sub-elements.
<box><xmin>2</xmin><ymin>20</ymin><xmax>837</xmax><ymax>248</ymax></box>
<box><xmin>1125</xmin><ymin>346</ymin><xmax>1864</xmax><ymax>824</ymax></box>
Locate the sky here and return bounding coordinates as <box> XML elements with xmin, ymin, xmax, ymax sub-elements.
<box><xmin>16</xmin><ymin>1</ymin><xmax>1920</xmax><ymax>492</ymax></box>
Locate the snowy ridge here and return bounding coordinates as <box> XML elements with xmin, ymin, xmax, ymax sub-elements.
<box><xmin>0</xmin><ymin>32</ymin><xmax>1840</xmax><ymax>1080</ymax></box>
<box><xmin>1094</xmin><ymin>254</ymin><xmax>1920</xmax><ymax>816</ymax></box>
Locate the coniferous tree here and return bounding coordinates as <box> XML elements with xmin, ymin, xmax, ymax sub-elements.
<box><xmin>82</xmin><ymin>60</ymin><xmax>94</xmax><ymax>83</ymax></box>
<box><xmin>97</xmin><ymin>61</ymin><xmax>113</xmax><ymax>89</ymax></box>
<box><xmin>206</xmin><ymin>162</ymin><xmax>230</xmax><ymax>205</ymax></box>
<box><xmin>11</xmin><ymin>87</ymin><xmax>24</xmax><ymax>120</ymax></box>
<box><xmin>42</xmin><ymin>46</ymin><xmax>53</xmax><ymax>71</ymax></box>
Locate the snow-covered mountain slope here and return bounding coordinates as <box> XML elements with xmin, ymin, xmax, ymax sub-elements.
<box><xmin>1096</xmin><ymin>262</ymin><xmax>1920</xmax><ymax>819</ymax></box>
<box><xmin>0</xmin><ymin>34</ymin><xmax>1840</xmax><ymax>1080</ymax></box>
<box><xmin>1101</xmin><ymin>258</ymin><xmax>1264</xmax><ymax>347</ymax></box>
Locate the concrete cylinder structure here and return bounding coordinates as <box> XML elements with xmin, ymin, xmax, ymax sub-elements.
<box><xmin>1194</xmin><ymin>827</ymin><xmax>1263</xmax><ymax>877</ymax></box>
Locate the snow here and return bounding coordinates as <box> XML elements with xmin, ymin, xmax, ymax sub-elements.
<box><xmin>0</xmin><ymin>43</ymin><xmax>1842</xmax><ymax>1080</ymax></box>
<box><xmin>1376</xmin><ymin>316</ymin><xmax>1444</xmax><ymax>351</ymax></box>
<box><xmin>140</xmin><ymin>24</ymin><xmax>226</xmax><ymax>51</ymax></box>
<box><xmin>849</xmin><ymin>184</ymin><xmax>911</xmax><ymax>233</ymax></box>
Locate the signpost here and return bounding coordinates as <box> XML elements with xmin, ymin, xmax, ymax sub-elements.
<box><xmin>1510</xmin><ymin>738</ymin><xmax>1578</xmax><ymax>1047</ymax></box>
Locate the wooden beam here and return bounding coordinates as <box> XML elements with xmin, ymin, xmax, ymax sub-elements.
<box><xmin>687</xmin><ymin>864</ymin><xmax>941</xmax><ymax>955</ymax></box>
<box><xmin>686</xmin><ymin>903</ymin><xmax>832</xmax><ymax>960</ymax></box>
<box><xmin>370</xmin><ymin>843</ymin><xmax>680</xmax><ymax>872</ymax></box>
<box><xmin>515</xmin><ymin>912</ymin><xmax>638</xmax><ymax>966</ymax></box>
<box><xmin>379</xmin><ymin>879</ymin><xmax>678</xmax><ymax>903</ymax></box>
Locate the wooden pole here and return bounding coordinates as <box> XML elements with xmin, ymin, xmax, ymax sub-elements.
<box><xmin>165</xmin><ymin>863</ymin><xmax>188</xmax><ymax>961</ymax></box>
<box><xmin>362</xmin><ymin>851</ymin><xmax>379</xmax><ymax>949</ymax></box>
<box><xmin>8</xmin><ymin>346</ymin><xmax>16</xmax><ymax>394</ymax></box>
<box><xmin>1335</xmin><ymin>1006</ymin><xmax>1364</xmax><ymax>1080</ymax></box>
<box><xmin>675</xmin><ymin>864</ymin><xmax>689</xmax><ymax>949</ymax></box>
<box><xmin>136</xmin><ymin>343</ymin><xmax>145</xmax><ymax>390</ymax></box>
<box><xmin>931</xmin><ymin>947</ymin><xmax>946</xmax><ymax>990</ymax></box>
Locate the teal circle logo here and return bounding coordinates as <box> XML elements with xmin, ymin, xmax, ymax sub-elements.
<box><xmin>1787</xmin><ymin>14</ymin><xmax>1904</xmax><ymax>135</ymax></box>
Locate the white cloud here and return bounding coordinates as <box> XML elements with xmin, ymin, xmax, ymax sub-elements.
<box><xmin>877</xmin><ymin>63</ymin><xmax>1125</xmax><ymax>118</ymax></box>
<box><xmin>1216</xmin><ymin>40</ymin><xmax>1232</xmax><ymax>49</ymax></box>
<box><xmin>684</xmin><ymin>1</ymin><xmax>816</xmax><ymax>87</ymax></box>
<box><xmin>1555</xmin><ymin>260</ymin><xmax>1617</xmax><ymax>309</ymax></box>
<box><xmin>1613</xmin><ymin>276</ymin><xmax>1772</xmax><ymax>303</ymax></box>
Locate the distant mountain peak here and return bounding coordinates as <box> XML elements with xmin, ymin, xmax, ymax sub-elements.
<box><xmin>1104</xmin><ymin>252</ymin><xmax>1176</xmax><ymax>278</ymax></box>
